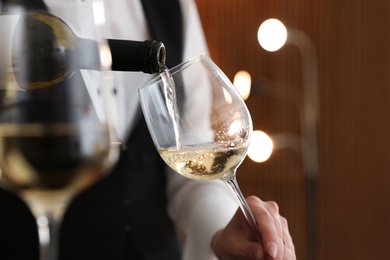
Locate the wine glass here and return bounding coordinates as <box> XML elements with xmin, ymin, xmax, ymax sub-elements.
<box><xmin>0</xmin><ymin>1</ymin><xmax>118</xmax><ymax>259</ymax></box>
<box><xmin>138</xmin><ymin>54</ymin><xmax>263</xmax><ymax>245</ymax></box>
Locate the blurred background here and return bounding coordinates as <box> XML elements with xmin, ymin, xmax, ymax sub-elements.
<box><xmin>195</xmin><ymin>0</ymin><xmax>390</xmax><ymax>259</ymax></box>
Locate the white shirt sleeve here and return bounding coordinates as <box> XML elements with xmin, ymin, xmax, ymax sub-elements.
<box><xmin>166</xmin><ymin>167</ymin><xmax>239</xmax><ymax>260</ymax></box>
<box><xmin>166</xmin><ymin>1</ymin><xmax>239</xmax><ymax>259</ymax></box>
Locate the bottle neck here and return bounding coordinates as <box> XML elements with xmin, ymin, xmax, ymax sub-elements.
<box><xmin>108</xmin><ymin>39</ymin><xmax>166</xmax><ymax>74</ymax></box>
<box><xmin>146</xmin><ymin>40</ymin><xmax>166</xmax><ymax>74</ymax></box>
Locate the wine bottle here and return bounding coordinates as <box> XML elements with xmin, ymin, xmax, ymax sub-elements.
<box><xmin>12</xmin><ymin>11</ymin><xmax>166</xmax><ymax>90</ymax></box>
<box><xmin>0</xmin><ymin>9</ymin><xmax>167</xmax><ymax>189</ymax></box>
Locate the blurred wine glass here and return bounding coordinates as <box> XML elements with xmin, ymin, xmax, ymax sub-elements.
<box><xmin>0</xmin><ymin>1</ymin><xmax>118</xmax><ymax>259</ymax></box>
<box><xmin>139</xmin><ymin>54</ymin><xmax>264</xmax><ymax>248</ymax></box>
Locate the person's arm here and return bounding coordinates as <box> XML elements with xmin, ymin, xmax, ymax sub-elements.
<box><xmin>168</xmin><ymin>1</ymin><xmax>296</xmax><ymax>259</ymax></box>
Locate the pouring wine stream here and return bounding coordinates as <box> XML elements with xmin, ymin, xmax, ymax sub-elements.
<box><xmin>160</xmin><ymin>66</ymin><xmax>182</xmax><ymax>150</ymax></box>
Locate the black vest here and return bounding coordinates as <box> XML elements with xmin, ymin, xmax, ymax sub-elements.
<box><xmin>0</xmin><ymin>0</ymin><xmax>184</xmax><ymax>259</ymax></box>
<box><xmin>60</xmin><ymin>117</ymin><xmax>181</xmax><ymax>260</ymax></box>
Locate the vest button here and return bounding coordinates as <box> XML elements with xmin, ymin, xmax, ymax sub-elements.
<box><xmin>124</xmin><ymin>199</ymin><xmax>131</xmax><ymax>206</ymax></box>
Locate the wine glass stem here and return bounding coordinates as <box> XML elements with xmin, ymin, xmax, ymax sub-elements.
<box><xmin>37</xmin><ymin>213</ymin><xmax>59</xmax><ymax>260</ymax></box>
<box><xmin>223</xmin><ymin>174</ymin><xmax>263</xmax><ymax>244</ymax></box>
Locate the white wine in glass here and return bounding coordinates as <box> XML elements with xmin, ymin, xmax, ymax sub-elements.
<box><xmin>139</xmin><ymin>54</ymin><xmax>263</xmax><ymax>244</ymax></box>
<box><xmin>0</xmin><ymin>1</ymin><xmax>118</xmax><ymax>259</ymax></box>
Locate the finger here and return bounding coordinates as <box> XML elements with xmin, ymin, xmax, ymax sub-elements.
<box><xmin>213</xmin><ymin>222</ymin><xmax>264</xmax><ymax>260</ymax></box>
<box><xmin>262</xmin><ymin>201</ymin><xmax>285</xmax><ymax>258</ymax></box>
<box><xmin>246</xmin><ymin>196</ymin><xmax>281</xmax><ymax>259</ymax></box>
<box><xmin>283</xmin><ymin>245</ymin><xmax>294</xmax><ymax>260</ymax></box>
<box><xmin>234</xmin><ymin>208</ymin><xmax>267</xmax><ymax>260</ymax></box>
<box><xmin>280</xmin><ymin>217</ymin><xmax>296</xmax><ymax>259</ymax></box>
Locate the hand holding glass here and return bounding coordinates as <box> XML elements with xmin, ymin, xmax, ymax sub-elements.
<box><xmin>138</xmin><ymin>54</ymin><xmax>262</xmax><ymax>244</ymax></box>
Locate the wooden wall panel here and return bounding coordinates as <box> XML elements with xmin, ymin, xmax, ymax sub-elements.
<box><xmin>195</xmin><ymin>0</ymin><xmax>390</xmax><ymax>259</ymax></box>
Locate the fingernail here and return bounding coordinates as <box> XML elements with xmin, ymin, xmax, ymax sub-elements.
<box><xmin>268</xmin><ymin>242</ymin><xmax>278</xmax><ymax>258</ymax></box>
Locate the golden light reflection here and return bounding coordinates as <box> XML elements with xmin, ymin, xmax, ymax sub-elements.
<box><xmin>222</xmin><ymin>87</ymin><xmax>233</xmax><ymax>104</ymax></box>
<box><xmin>228</xmin><ymin>120</ymin><xmax>242</xmax><ymax>136</ymax></box>
<box><xmin>233</xmin><ymin>70</ymin><xmax>252</xmax><ymax>100</ymax></box>
<box><xmin>100</xmin><ymin>44</ymin><xmax>112</xmax><ymax>69</ymax></box>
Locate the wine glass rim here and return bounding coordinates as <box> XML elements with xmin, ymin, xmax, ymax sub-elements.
<box><xmin>138</xmin><ymin>53</ymin><xmax>210</xmax><ymax>91</ymax></box>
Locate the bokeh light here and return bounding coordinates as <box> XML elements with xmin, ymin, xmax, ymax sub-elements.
<box><xmin>248</xmin><ymin>130</ymin><xmax>274</xmax><ymax>163</ymax></box>
<box><xmin>257</xmin><ymin>18</ymin><xmax>287</xmax><ymax>52</ymax></box>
